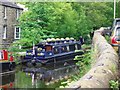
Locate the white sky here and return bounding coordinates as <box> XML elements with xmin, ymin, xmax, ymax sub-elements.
<box><xmin>3</xmin><ymin>0</ymin><xmax>120</xmax><ymax>2</ymax></box>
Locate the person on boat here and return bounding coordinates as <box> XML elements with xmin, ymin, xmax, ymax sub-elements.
<box><xmin>10</xmin><ymin>53</ymin><xmax>14</xmax><ymax>62</ymax></box>
<box><xmin>79</xmin><ymin>36</ymin><xmax>84</xmax><ymax>45</ymax></box>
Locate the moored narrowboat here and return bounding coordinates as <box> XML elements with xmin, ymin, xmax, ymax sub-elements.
<box><xmin>21</xmin><ymin>38</ymin><xmax>84</xmax><ymax>78</ymax></box>
<box><xmin>0</xmin><ymin>50</ymin><xmax>15</xmax><ymax>88</ymax></box>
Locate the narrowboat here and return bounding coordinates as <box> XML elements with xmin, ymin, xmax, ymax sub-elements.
<box><xmin>21</xmin><ymin>38</ymin><xmax>84</xmax><ymax>81</ymax></box>
<box><xmin>0</xmin><ymin>50</ymin><xmax>15</xmax><ymax>88</ymax></box>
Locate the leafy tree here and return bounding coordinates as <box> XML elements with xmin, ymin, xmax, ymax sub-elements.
<box><xmin>18</xmin><ymin>2</ymin><xmax>117</xmax><ymax>46</ymax></box>
<box><xmin>47</xmin><ymin>3</ymin><xmax>78</xmax><ymax>38</ymax></box>
<box><xmin>19</xmin><ymin>2</ymin><xmax>57</xmax><ymax>47</ymax></box>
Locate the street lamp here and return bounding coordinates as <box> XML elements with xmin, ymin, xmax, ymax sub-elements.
<box><xmin>114</xmin><ymin>0</ymin><xmax>116</xmax><ymax>19</ymax></box>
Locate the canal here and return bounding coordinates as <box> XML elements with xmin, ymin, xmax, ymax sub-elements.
<box><xmin>15</xmin><ymin>71</ymin><xmax>46</xmax><ymax>88</ymax></box>
<box><xmin>14</xmin><ymin>65</ymin><xmax>74</xmax><ymax>88</ymax></box>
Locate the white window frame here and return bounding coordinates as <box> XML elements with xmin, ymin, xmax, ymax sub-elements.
<box><xmin>0</xmin><ymin>51</ymin><xmax>3</xmax><ymax>60</ymax></box>
<box><xmin>3</xmin><ymin>26</ymin><xmax>7</xmax><ymax>39</ymax></box>
<box><xmin>16</xmin><ymin>9</ymin><xmax>20</xmax><ymax>19</ymax></box>
<box><xmin>3</xmin><ymin>6</ymin><xmax>7</xmax><ymax>19</ymax></box>
<box><xmin>67</xmin><ymin>46</ymin><xmax>70</xmax><ymax>51</ymax></box>
<box><xmin>75</xmin><ymin>44</ymin><xmax>78</xmax><ymax>50</ymax></box>
<box><xmin>14</xmin><ymin>26</ymin><xmax>21</xmax><ymax>39</ymax></box>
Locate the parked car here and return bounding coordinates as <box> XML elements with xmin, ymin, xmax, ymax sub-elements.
<box><xmin>110</xmin><ymin>25</ymin><xmax>120</xmax><ymax>52</ymax></box>
<box><xmin>111</xmin><ymin>18</ymin><xmax>120</xmax><ymax>29</ymax></box>
<box><xmin>104</xmin><ymin>18</ymin><xmax>120</xmax><ymax>36</ymax></box>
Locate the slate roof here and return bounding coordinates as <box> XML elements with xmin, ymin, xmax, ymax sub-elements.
<box><xmin>0</xmin><ymin>0</ymin><xmax>23</xmax><ymax>10</ymax></box>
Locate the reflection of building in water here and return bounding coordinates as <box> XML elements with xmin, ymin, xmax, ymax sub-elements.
<box><xmin>0</xmin><ymin>72</ymin><xmax>15</xmax><ymax>88</ymax></box>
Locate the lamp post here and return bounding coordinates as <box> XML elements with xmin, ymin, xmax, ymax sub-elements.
<box><xmin>114</xmin><ymin>0</ymin><xmax>116</xmax><ymax>19</ymax></box>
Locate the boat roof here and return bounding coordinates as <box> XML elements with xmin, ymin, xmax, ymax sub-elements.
<box><xmin>37</xmin><ymin>41</ymin><xmax>80</xmax><ymax>47</ymax></box>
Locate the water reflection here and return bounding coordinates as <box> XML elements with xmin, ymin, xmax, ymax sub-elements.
<box><xmin>15</xmin><ymin>71</ymin><xmax>70</xmax><ymax>88</ymax></box>
<box><xmin>0</xmin><ymin>64</ymin><xmax>78</xmax><ymax>89</ymax></box>
<box><xmin>14</xmin><ymin>64</ymin><xmax>79</xmax><ymax>88</ymax></box>
<box><xmin>0</xmin><ymin>71</ymin><xmax>15</xmax><ymax>88</ymax></box>
<box><xmin>15</xmin><ymin>71</ymin><xmax>47</xmax><ymax>88</ymax></box>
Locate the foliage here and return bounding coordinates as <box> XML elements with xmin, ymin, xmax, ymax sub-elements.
<box><xmin>8</xmin><ymin>41</ymin><xmax>22</xmax><ymax>52</ymax></box>
<box><xmin>47</xmin><ymin>3</ymin><xmax>78</xmax><ymax>38</ymax></box>
<box><xmin>17</xmin><ymin>2</ymin><xmax>118</xmax><ymax>47</ymax></box>
<box><xmin>19</xmin><ymin>3</ymin><xmax>57</xmax><ymax>47</ymax></box>
<box><xmin>15</xmin><ymin>71</ymin><xmax>32</xmax><ymax>88</ymax></box>
<box><xmin>58</xmin><ymin>49</ymin><xmax>92</xmax><ymax>88</ymax></box>
<box><xmin>72</xmin><ymin>50</ymin><xmax>92</xmax><ymax>80</ymax></box>
<box><xmin>109</xmin><ymin>80</ymin><xmax>119</xmax><ymax>90</ymax></box>
<box><xmin>105</xmin><ymin>35</ymin><xmax>111</xmax><ymax>43</ymax></box>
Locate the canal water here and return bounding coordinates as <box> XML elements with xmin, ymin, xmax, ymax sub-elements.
<box><xmin>14</xmin><ymin>66</ymin><xmax>72</xmax><ymax>88</ymax></box>
<box><xmin>15</xmin><ymin>71</ymin><xmax>46</xmax><ymax>88</ymax></box>
<box><xmin>15</xmin><ymin>71</ymin><xmax>70</xmax><ymax>88</ymax></box>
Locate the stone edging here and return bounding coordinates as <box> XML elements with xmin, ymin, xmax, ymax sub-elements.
<box><xmin>66</xmin><ymin>27</ymin><xmax>119</xmax><ymax>88</ymax></box>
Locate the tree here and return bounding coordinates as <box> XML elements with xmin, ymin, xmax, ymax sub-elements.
<box><xmin>19</xmin><ymin>2</ymin><xmax>57</xmax><ymax>46</ymax></box>
<box><xmin>18</xmin><ymin>2</ymin><xmax>116</xmax><ymax>46</ymax></box>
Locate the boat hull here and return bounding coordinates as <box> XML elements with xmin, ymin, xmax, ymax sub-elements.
<box><xmin>0</xmin><ymin>62</ymin><xmax>15</xmax><ymax>87</ymax></box>
<box><xmin>0</xmin><ymin>71</ymin><xmax>15</xmax><ymax>86</ymax></box>
<box><xmin>0</xmin><ymin>62</ymin><xmax>15</xmax><ymax>73</ymax></box>
<box><xmin>22</xmin><ymin>51</ymin><xmax>83</xmax><ymax>69</ymax></box>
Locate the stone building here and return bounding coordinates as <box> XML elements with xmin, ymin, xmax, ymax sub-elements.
<box><xmin>0</xmin><ymin>0</ymin><xmax>23</xmax><ymax>49</ymax></box>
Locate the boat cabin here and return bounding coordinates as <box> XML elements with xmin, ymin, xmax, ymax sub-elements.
<box><xmin>0</xmin><ymin>50</ymin><xmax>8</xmax><ymax>61</ymax></box>
<box><xmin>25</xmin><ymin>41</ymin><xmax>81</xmax><ymax>59</ymax></box>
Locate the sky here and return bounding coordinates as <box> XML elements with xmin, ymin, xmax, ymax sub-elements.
<box><xmin>1</xmin><ymin>0</ymin><xmax>120</xmax><ymax>2</ymax></box>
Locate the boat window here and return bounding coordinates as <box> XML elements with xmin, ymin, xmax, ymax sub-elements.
<box><xmin>69</xmin><ymin>44</ymin><xmax>75</xmax><ymax>51</ymax></box>
<box><xmin>75</xmin><ymin>44</ymin><xmax>78</xmax><ymax>50</ymax></box>
<box><xmin>67</xmin><ymin>46</ymin><xmax>70</xmax><ymax>51</ymax></box>
<box><xmin>45</xmin><ymin>46</ymin><xmax>52</xmax><ymax>51</ymax></box>
<box><xmin>61</xmin><ymin>46</ymin><xmax>67</xmax><ymax>53</ymax></box>
<box><xmin>77</xmin><ymin>44</ymin><xmax>81</xmax><ymax>50</ymax></box>
<box><xmin>53</xmin><ymin>47</ymin><xmax>59</xmax><ymax>54</ymax></box>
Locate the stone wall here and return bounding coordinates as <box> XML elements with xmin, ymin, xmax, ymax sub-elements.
<box><xmin>0</xmin><ymin>4</ymin><xmax>3</xmax><ymax>48</ymax></box>
<box><xmin>0</xmin><ymin>4</ymin><xmax>22</xmax><ymax>49</ymax></box>
<box><xmin>66</xmin><ymin>27</ymin><xmax>119</xmax><ymax>88</ymax></box>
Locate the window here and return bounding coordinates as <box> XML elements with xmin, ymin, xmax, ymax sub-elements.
<box><xmin>77</xmin><ymin>44</ymin><xmax>81</xmax><ymax>50</ymax></box>
<box><xmin>61</xmin><ymin>46</ymin><xmax>67</xmax><ymax>53</ymax></box>
<box><xmin>115</xmin><ymin>27</ymin><xmax>120</xmax><ymax>41</ymax></box>
<box><xmin>3</xmin><ymin>26</ymin><xmax>7</xmax><ymax>39</ymax></box>
<box><xmin>67</xmin><ymin>46</ymin><xmax>70</xmax><ymax>51</ymax></box>
<box><xmin>3</xmin><ymin>6</ymin><xmax>7</xmax><ymax>19</ymax></box>
<box><xmin>16</xmin><ymin>9</ymin><xmax>21</xmax><ymax>19</ymax></box>
<box><xmin>69</xmin><ymin>44</ymin><xmax>75</xmax><ymax>51</ymax></box>
<box><xmin>75</xmin><ymin>44</ymin><xmax>78</xmax><ymax>50</ymax></box>
<box><xmin>14</xmin><ymin>27</ymin><xmax>21</xmax><ymax>39</ymax></box>
<box><xmin>115</xmin><ymin>27</ymin><xmax>120</xmax><ymax>36</ymax></box>
<box><xmin>116</xmin><ymin>20</ymin><xmax>120</xmax><ymax>25</ymax></box>
<box><xmin>45</xmin><ymin>46</ymin><xmax>52</xmax><ymax>51</ymax></box>
<box><xmin>53</xmin><ymin>47</ymin><xmax>59</xmax><ymax>54</ymax></box>
<box><xmin>0</xmin><ymin>51</ymin><xmax>3</xmax><ymax>60</ymax></box>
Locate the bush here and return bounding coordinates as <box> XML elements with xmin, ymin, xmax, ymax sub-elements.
<box><xmin>109</xmin><ymin>80</ymin><xmax>119</xmax><ymax>90</ymax></box>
